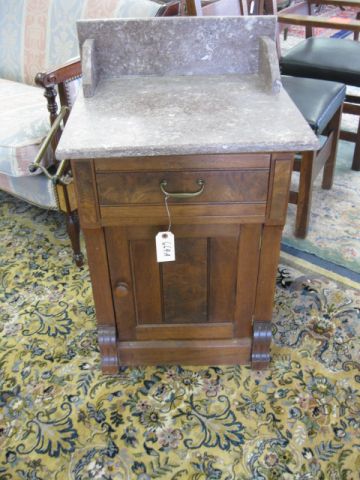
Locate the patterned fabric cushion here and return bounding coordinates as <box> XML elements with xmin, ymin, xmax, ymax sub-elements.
<box><xmin>0</xmin><ymin>0</ymin><xmax>162</xmax><ymax>182</ymax></box>
<box><xmin>0</xmin><ymin>78</ymin><xmax>52</xmax><ymax>177</ymax></box>
<box><xmin>0</xmin><ymin>0</ymin><xmax>162</xmax><ymax>85</ymax></box>
<box><xmin>0</xmin><ymin>171</ymin><xmax>58</xmax><ymax>209</ymax></box>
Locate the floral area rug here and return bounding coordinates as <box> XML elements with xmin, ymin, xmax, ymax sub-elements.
<box><xmin>283</xmin><ymin>140</ymin><xmax>360</xmax><ymax>274</ymax></box>
<box><xmin>0</xmin><ymin>191</ymin><xmax>360</xmax><ymax>480</ymax></box>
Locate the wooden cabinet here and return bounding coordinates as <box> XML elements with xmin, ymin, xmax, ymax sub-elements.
<box><xmin>59</xmin><ymin>15</ymin><xmax>317</xmax><ymax>375</ymax></box>
<box><xmin>72</xmin><ymin>151</ymin><xmax>293</xmax><ymax>374</ymax></box>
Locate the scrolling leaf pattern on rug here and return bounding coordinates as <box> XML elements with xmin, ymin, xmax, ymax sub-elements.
<box><xmin>0</xmin><ymin>192</ymin><xmax>359</xmax><ymax>479</ymax></box>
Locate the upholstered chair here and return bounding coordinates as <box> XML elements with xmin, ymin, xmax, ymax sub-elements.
<box><xmin>0</xmin><ymin>0</ymin><xmax>179</xmax><ymax>266</ymax></box>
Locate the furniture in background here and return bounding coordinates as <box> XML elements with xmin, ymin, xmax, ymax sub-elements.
<box><xmin>275</xmin><ymin>0</ymin><xmax>360</xmax><ymax>40</ymax></box>
<box><xmin>0</xmin><ymin>0</ymin><xmax>179</xmax><ymax>266</ymax></box>
<box><xmin>57</xmin><ymin>16</ymin><xmax>317</xmax><ymax>373</ymax></box>
<box><xmin>185</xmin><ymin>0</ymin><xmax>346</xmax><ymax>238</ymax></box>
<box><xmin>278</xmin><ymin>0</ymin><xmax>360</xmax><ymax>171</ymax></box>
<box><xmin>183</xmin><ymin>0</ymin><xmax>291</xmax><ymax>15</ymax></box>
<box><xmin>282</xmin><ymin>76</ymin><xmax>345</xmax><ymax>237</ymax></box>
<box><xmin>185</xmin><ymin>0</ymin><xmax>248</xmax><ymax>14</ymax></box>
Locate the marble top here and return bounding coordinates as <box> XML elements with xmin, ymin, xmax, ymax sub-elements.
<box><xmin>77</xmin><ymin>16</ymin><xmax>277</xmax><ymax>81</ymax></box>
<box><xmin>57</xmin><ymin>16</ymin><xmax>318</xmax><ymax>159</ymax></box>
<box><xmin>57</xmin><ymin>74</ymin><xmax>318</xmax><ymax>160</ymax></box>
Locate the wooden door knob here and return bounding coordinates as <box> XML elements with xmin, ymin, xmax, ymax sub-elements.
<box><xmin>114</xmin><ymin>282</ymin><xmax>129</xmax><ymax>298</ymax></box>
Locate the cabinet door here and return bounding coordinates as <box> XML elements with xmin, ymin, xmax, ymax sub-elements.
<box><xmin>105</xmin><ymin>224</ymin><xmax>261</xmax><ymax>342</ymax></box>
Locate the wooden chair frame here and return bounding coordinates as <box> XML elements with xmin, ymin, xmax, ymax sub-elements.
<box><xmin>33</xmin><ymin>0</ymin><xmax>180</xmax><ymax>266</ymax></box>
<box><xmin>185</xmin><ymin>0</ymin><xmax>346</xmax><ymax>237</ymax></box>
<box><xmin>289</xmin><ymin>103</ymin><xmax>343</xmax><ymax>237</ymax></box>
<box><xmin>278</xmin><ymin>0</ymin><xmax>360</xmax><ymax>171</ymax></box>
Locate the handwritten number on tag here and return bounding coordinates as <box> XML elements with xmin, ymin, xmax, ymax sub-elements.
<box><xmin>156</xmin><ymin>231</ymin><xmax>175</xmax><ymax>262</ymax></box>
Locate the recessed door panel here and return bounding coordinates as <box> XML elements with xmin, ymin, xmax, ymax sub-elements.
<box><xmin>106</xmin><ymin>224</ymin><xmax>258</xmax><ymax>341</ymax></box>
<box><xmin>161</xmin><ymin>238</ymin><xmax>208</xmax><ymax>324</ymax></box>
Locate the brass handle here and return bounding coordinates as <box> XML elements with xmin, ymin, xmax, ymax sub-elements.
<box><xmin>160</xmin><ymin>179</ymin><xmax>205</xmax><ymax>199</ymax></box>
<box><xmin>114</xmin><ymin>282</ymin><xmax>129</xmax><ymax>298</ymax></box>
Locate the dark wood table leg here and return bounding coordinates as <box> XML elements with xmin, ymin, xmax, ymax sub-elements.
<box><xmin>352</xmin><ymin>117</ymin><xmax>360</xmax><ymax>171</ymax></box>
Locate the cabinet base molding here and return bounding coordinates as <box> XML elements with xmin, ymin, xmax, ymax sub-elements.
<box><xmin>117</xmin><ymin>338</ymin><xmax>252</xmax><ymax>366</ymax></box>
<box><xmin>251</xmin><ymin>320</ymin><xmax>272</xmax><ymax>370</ymax></box>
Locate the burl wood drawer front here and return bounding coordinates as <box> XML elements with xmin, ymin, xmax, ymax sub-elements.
<box><xmin>97</xmin><ymin>170</ymin><xmax>269</xmax><ymax>206</ymax></box>
<box><xmin>94</xmin><ymin>154</ymin><xmax>270</xmax><ymax>224</ymax></box>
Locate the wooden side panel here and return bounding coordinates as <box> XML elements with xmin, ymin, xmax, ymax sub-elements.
<box><xmin>71</xmin><ymin>160</ymin><xmax>99</xmax><ymax>227</ymax></box>
<box><xmin>130</xmin><ymin>240</ymin><xmax>162</xmax><ymax>325</ymax></box>
<box><xmin>208</xmin><ymin>236</ymin><xmax>238</xmax><ymax>323</ymax></box>
<box><xmin>251</xmin><ymin>225</ymin><xmax>283</xmax><ymax>369</ymax></box>
<box><xmin>162</xmin><ymin>238</ymin><xmax>208</xmax><ymax>323</ymax></box>
<box><xmin>267</xmin><ymin>153</ymin><xmax>294</xmax><ymax>224</ymax></box>
<box><xmin>104</xmin><ymin>227</ymin><xmax>137</xmax><ymax>340</ymax></box>
<box><xmin>254</xmin><ymin>225</ymin><xmax>283</xmax><ymax>322</ymax></box>
<box><xmin>83</xmin><ymin>227</ymin><xmax>118</xmax><ymax>372</ymax></box>
<box><xmin>234</xmin><ymin>224</ymin><xmax>262</xmax><ymax>338</ymax></box>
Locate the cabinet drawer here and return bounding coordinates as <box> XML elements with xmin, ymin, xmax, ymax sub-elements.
<box><xmin>96</xmin><ymin>169</ymin><xmax>270</xmax><ymax>206</ymax></box>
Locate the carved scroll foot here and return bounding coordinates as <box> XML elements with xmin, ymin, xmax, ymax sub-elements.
<box><xmin>251</xmin><ymin>321</ymin><xmax>272</xmax><ymax>370</ymax></box>
<box><xmin>98</xmin><ymin>325</ymin><xmax>119</xmax><ymax>374</ymax></box>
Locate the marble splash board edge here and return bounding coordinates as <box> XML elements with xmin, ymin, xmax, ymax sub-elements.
<box><xmin>77</xmin><ymin>15</ymin><xmax>280</xmax><ymax>97</ymax></box>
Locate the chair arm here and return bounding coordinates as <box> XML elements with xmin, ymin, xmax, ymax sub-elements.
<box><xmin>35</xmin><ymin>57</ymin><xmax>82</xmax><ymax>128</ymax></box>
<box><xmin>278</xmin><ymin>12</ymin><xmax>360</xmax><ymax>32</ymax></box>
<box><xmin>35</xmin><ymin>57</ymin><xmax>81</xmax><ymax>89</ymax></box>
<box><xmin>155</xmin><ymin>0</ymin><xmax>181</xmax><ymax>15</ymax></box>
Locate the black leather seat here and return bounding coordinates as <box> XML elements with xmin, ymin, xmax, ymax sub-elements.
<box><xmin>282</xmin><ymin>75</ymin><xmax>346</xmax><ymax>134</ymax></box>
<box><xmin>280</xmin><ymin>38</ymin><xmax>360</xmax><ymax>87</ymax></box>
<box><xmin>280</xmin><ymin>75</ymin><xmax>346</xmax><ymax>238</ymax></box>
<box><xmin>279</xmin><ymin>35</ymin><xmax>360</xmax><ymax>172</ymax></box>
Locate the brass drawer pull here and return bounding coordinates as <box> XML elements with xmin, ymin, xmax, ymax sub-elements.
<box><xmin>160</xmin><ymin>179</ymin><xmax>205</xmax><ymax>199</ymax></box>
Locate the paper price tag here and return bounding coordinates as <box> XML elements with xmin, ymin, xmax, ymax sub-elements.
<box><xmin>156</xmin><ymin>231</ymin><xmax>175</xmax><ymax>262</ymax></box>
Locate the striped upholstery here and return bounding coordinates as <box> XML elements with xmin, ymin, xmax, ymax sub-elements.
<box><xmin>0</xmin><ymin>0</ymin><xmax>162</xmax><ymax>85</ymax></box>
<box><xmin>0</xmin><ymin>0</ymin><xmax>163</xmax><ymax>206</ymax></box>
<box><xmin>0</xmin><ymin>79</ymin><xmax>51</xmax><ymax>177</ymax></box>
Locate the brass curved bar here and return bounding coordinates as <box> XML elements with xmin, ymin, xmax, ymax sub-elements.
<box><xmin>160</xmin><ymin>179</ymin><xmax>205</xmax><ymax>199</ymax></box>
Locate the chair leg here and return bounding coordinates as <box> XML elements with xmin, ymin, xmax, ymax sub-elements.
<box><xmin>295</xmin><ymin>150</ymin><xmax>315</xmax><ymax>238</ymax></box>
<box><xmin>355</xmin><ymin>12</ymin><xmax>360</xmax><ymax>41</ymax></box>
<box><xmin>66</xmin><ymin>210</ymin><xmax>84</xmax><ymax>267</ymax></box>
<box><xmin>351</xmin><ymin>116</ymin><xmax>360</xmax><ymax>171</ymax></box>
<box><xmin>322</xmin><ymin>105</ymin><xmax>342</xmax><ymax>189</ymax></box>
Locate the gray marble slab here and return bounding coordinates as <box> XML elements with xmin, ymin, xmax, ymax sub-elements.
<box><xmin>77</xmin><ymin>16</ymin><xmax>277</xmax><ymax>96</ymax></box>
<box><xmin>57</xmin><ymin>74</ymin><xmax>318</xmax><ymax>160</ymax></box>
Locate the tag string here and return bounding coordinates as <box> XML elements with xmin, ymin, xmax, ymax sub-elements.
<box><xmin>164</xmin><ymin>194</ymin><xmax>172</xmax><ymax>232</ymax></box>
